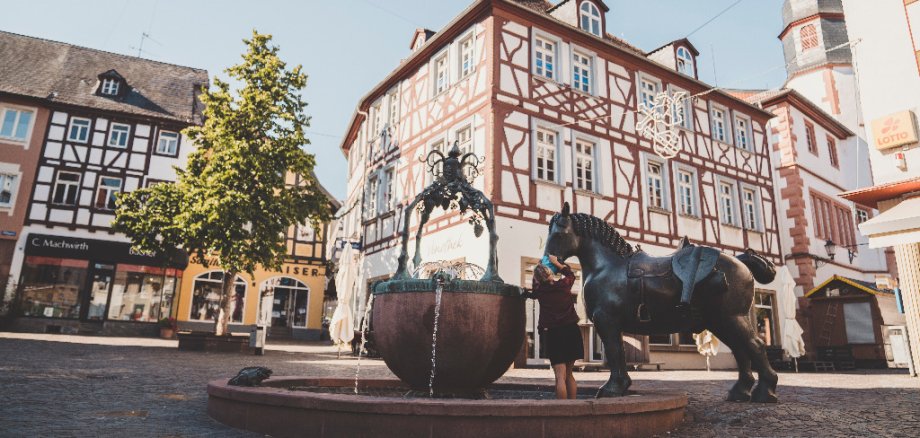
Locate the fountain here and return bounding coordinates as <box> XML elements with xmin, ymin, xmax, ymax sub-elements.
<box><xmin>207</xmin><ymin>143</ymin><xmax>688</xmax><ymax>437</ymax></box>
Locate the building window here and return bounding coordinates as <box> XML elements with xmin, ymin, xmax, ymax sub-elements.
<box><xmin>0</xmin><ymin>173</ymin><xmax>18</xmax><ymax>207</ymax></box>
<box><xmin>811</xmin><ymin>193</ymin><xmax>857</xmax><ymax>248</ymax></box>
<box><xmin>671</xmin><ymin>88</ymin><xmax>692</xmax><ymax>129</ymax></box>
<box><xmin>455</xmin><ymin>124</ymin><xmax>476</xmax><ymax>180</ymax></box>
<box><xmin>676</xmin><ymin>169</ymin><xmax>696</xmax><ymax>216</ymax></box>
<box><xmin>640</xmin><ymin>77</ymin><xmax>659</xmax><ymax>110</ymax></box>
<box><xmin>94</xmin><ymin>176</ymin><xmax>122</xmax><ymax>210</ymax></box>
<box><xmin>805</xmin><ymin>121</ymin><xmax>817</xmax><ymax>154</ymax></box>
<box><xmin>735</xmin><ymin>116</ymin><xmax>751</xmax><ymax>151</ymax></box>
<box><xmin>427</xmin><ymin>137</ymin><xmax>447</xmax><ymax>183</ymax></box>
<box><xmin>382</xmin><ymin>167</ymin><xmax>395</xmax><ymax>211</ymax></box>
<box><xmin>719</xmin><ymin>181</ymin><xmax>737</xmax><ymax>225</ymax></box>
<box><xmin>0</xmin><ymin>107</ymin><xmax>34</xmax><ymax>142</ymax></box>
<box><xmin>534</xmin><ymin>36</ymin><xmax>556</xmax><ymax>80</ymax></box>
<box><xmin>579</xmin><ymin>1</ymin><xmax>602</xmax><ymax>36</ymax></box>
<box><xmin>189</xmin><ymin>271</ymin><xmax>247</xmax><ymax>323</ymax></box>
<box><xmin>676</xmin><ymin>47</ymin><xmax>694</xmax><ymax>77</ymax></box>
<box><xmin>751</xmin><ymin>291</ymin><xmax>778</xmax><ymax>345</ymax></box>
<box><xmin>67</xmin><ymin>117</ymin><xmax>91</xmax><ymax>143</ymax></box>
<box><xmin>458</xmin><ymin>35</ymin><xmax>474</xmax><ymax>79</ymax></box>
<box><xmin>572</xmin><ymin>51</ymin><xmax>592</xmax><ymax>94</ymax></box>
<box><xmin>800</xmin><ymin>24</ymin><xmax>818</xmax><ymax>51</ymax></box>
<box><xmin>155</xmin><ymin>131</ymin><xmax>179</xmax><ymax>155</ymax></box>
<box><xmin>742</xmin><ymin>187</ymin><xmax>760</xmax><ymax>230</ymax></box>
<box><xmin>52</xmin><ymin>171</ymin><xmax>81</xmax><ymax>205</ymax></box>
<box><xmin>387</xmin><ymin>92</ymin><xmax>399</xmax><ymax>128</ymax></box>
<box><xmin>366</xmin><ymin>174</ymin><xmax>379</xmax><ymax>217</ymax></box>
<box><xmin>827</xmin><ymin>135</ymin><xmax>839</xmax><ymax>168</ymax></box>
<box><xmin>535</xmin><ymin>128</ymin><xmax>557</xmax><ymax>182</ymax></box>
<box><xmin>574</xmin><ymin>139</ymin><xmax>595</xmax><ymax>192</ymax></box>
<box><xmin>370</xmin><ymin>102</ymin><xmax>382</xmax><ymax>139</ymax></box>
<box><xmin>856</xmin><ymin>208</ymin><xmax>870</xmax><ymax>224</ymax></box>
<box><xmin>101</xmin><ymin>78</ymin><xmax>120</xmax><ymax>95</ymax></box>
<box><xmin>711</xmin><ymin>107</ymin><xmax>728</xmax><ymax>143</ymax></box>
<box><xmin>646</xmin><ymin>161</ymin><xmax>666</xmax><ymax>209</ymax></box>
<box><xmin>108</xmin><ymin>123</ymin><xmax>131</xmax><ymax>148</ymax></box>
<box><xmin>264</xmin><ymin>277</ymin><xmax>311</xmax><ymax>328</ymax></box>
<box><xmin>433</xmin><ymin>52</ymin><xmax>449</xmax><ymax>95</ymax></box>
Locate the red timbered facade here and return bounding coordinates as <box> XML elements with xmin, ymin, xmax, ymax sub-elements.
<box><xmin>338</xmin><ymin>0</ymin><xmax>784</xmax><ymax>368</ymax></box>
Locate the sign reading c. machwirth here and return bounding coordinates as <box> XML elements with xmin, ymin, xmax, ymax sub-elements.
<box><xmin>25</xmin><ymin>234</ymin><xmax>189</xmax><ymax>268</ymax></box>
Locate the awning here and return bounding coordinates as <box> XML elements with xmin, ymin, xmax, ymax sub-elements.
<box><xmin>858</xmin><ymin>195</ymin><xmax>920</xmax><ymax>248</ymax></box>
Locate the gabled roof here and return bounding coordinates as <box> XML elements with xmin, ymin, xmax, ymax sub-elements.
<box><xmin>547</xmin><ymin>0</ymin><xmax>610</xmax><ymax>13</ymax></box>
<box><xmin>409</xmin><ymin>28</ymin><xmax>437</xmax><ymax>50</ymax></box>
<box><xmin>647</xmin><ymin>38</ymin><xmax>700</xmax><ymax>57</ymax></box>
<box><xmin>739</xmin><ymin>88</ymin><xmax>853</xmax><ymax>139</ymax></box>
<box><xmin>0</xmin><ymin>31</ymin><xmax>209</xmax><ymax>124</ymax></box>
<box><xmin>805</xmin><ymin>275</ymin><xmax>893</xmax><ymax>298</ymax></box>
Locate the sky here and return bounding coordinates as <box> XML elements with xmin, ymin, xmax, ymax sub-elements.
<box><xmin>0</xmin><ymin>0</ymin><xmax>789</xmax><ymax>200</ymax></box>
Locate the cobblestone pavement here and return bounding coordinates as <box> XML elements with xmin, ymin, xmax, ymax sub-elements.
<box><xmin>0</xmin><ymin>333</ymin><xmax>918</xmax><ymax>437</ymax></box>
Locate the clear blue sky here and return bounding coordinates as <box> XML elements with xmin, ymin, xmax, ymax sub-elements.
<box><xmin>1</xmin><ymin>0</ymin><xmax>788</xmax><ymax>200</ymax></box>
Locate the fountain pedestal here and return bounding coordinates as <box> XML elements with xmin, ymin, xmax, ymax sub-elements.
<box><xmin>372</xmin><ymin>279</ymin><xmax>524</xmax><ymax>392</ymax></box>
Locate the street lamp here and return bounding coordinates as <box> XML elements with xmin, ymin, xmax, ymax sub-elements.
<box><xmin>824</xmin><ymin>239</ymin><xmax>837</xmax><ymax>260</ymax></box>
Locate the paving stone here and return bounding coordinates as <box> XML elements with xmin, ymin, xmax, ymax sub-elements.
<box><xmin>0</xmin><ymin>335</ymin><xmax>918</xmax><ymax>437</ymax></box>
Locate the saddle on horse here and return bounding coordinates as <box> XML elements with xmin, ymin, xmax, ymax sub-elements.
<box><xmin>627</xmin><ymin>237</ymin><xmax>719</xmax><ymax>321</ymax></box>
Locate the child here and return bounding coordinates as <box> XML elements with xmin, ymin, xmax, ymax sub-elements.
<box><xmin>525</xmin><ymin>254</ymin><xmax>583</xmax><ymax>399</ymax></box>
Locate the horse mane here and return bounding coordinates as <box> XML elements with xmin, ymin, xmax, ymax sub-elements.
<box><xmin>551</xmin><ymin>213</ymin><xmax>635</xmax><ymax>257</ymax></box>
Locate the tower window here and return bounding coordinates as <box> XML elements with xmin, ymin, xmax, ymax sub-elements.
<box><xmin>580</xmin><ymin>2</ymin><xmax>602</xmax><ymax>37</ymax></box>
<box><xmin>800</xmin><ymin>24</ymin><xmax>818</xmax><ymax>51</ymax></box>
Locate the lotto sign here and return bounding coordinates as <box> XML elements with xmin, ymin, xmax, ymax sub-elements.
<box><xmin>870</xmin><ymin>110</ymin><xmax>918</xmax><ymax>150</ymax></box>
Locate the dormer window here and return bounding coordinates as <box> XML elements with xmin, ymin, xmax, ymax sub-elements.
<box><xmin>101</xmin><ymin>78</ymin><xmax>120</xmax><ymax>95</ymax></box>
<box><xmin>676</xmin><ymin>47</ymin><xmax>695</xmax><ymax>77</ymax></box>
<box><xmin>579</xmin><ymin>2</ymin><xmax>602</xmax><ymax>36</ymax></box>
<box><xmin>96</xmin><ymin>69</ymin><xmax>126</xmax><ymax>97</ymax></box>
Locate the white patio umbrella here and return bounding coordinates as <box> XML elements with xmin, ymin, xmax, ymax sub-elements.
<box><xmin>694</xmin><ymin>330</ymin><xmax>720</xmax><ymax>372</ymax></box>
<box><xmin>329</xmin><ymin>243</ymin><xmax>357</xmax><ymax>354</ymax></box>
<box><xmin>777</xmin><ymin>266</ymin><xmax>806</xmax><ymax>371</ymax></box>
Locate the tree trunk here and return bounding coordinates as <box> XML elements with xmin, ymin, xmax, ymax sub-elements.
<box><xmin>214</xmin><ymin>270</ymin><xmax>238</xmax><ymax>336</ymax></box>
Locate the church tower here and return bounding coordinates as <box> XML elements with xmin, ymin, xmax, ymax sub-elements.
<box><xmin>779</xmin><ymin>0</ymin><xmax>860</xmax><ymax>130</ymax></box>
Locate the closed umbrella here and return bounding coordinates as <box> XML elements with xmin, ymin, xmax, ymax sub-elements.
<box><xmin>694</xmin><ymin>329</ymin><xmax>720</xmax><ymax>372</ymax></box>
<box><xmin>329</xmin><ymin>244</ymin><xmax>356</xmax><ymax>353</ymax></box>
<box><xmin>777</xmin><ymin>266</ymin><xmax>806</xmax><ymax>371</ymax></box>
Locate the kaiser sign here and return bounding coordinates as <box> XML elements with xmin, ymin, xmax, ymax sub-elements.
<box><xmin>871</xmin><ymin>110</ymin><xmax>918</xmax><ymax>150</ymax></box>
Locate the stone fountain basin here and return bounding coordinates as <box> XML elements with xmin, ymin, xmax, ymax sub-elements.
<box><xmin>207</xmin><ymin>377</ymin><xmax>688</xmax><ymax>438</ymax></box>
<box><xmin>371</xmin><ymin>279</ymin><xmax>524</xmax><ymax>391</ymax></box>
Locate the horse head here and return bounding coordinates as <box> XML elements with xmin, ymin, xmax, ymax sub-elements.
<box><xmin>545</xmin><ymin>202</ymin><xmax>580</xmax><ymax>261</ymax></box>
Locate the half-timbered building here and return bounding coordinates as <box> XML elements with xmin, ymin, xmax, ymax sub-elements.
<box><xmin>337</xmin><ymin>0</ymin><xmax>785</xmax><ymax>369</ymax></box>
<box><xmin>0</xmin><ymin>31</ymin><xmax>208</xmax><ymax>336</ymax></box>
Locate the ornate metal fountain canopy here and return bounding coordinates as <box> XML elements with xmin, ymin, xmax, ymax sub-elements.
<box><xmin>393</xmin><ymin>142</ymin><xmax>501</xmax><ymax>282</ymax></box>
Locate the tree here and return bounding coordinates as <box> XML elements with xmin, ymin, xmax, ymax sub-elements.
<box><xmin>114</xmin><ymin>31</ymin><xmax>330</xmax><ymax>336</ymax></box>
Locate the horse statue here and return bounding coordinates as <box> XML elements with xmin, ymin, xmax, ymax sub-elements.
<box><xmin>544</xmin><ymin>202</ymin><xmax>779</xmax><ymax>403</ymax></box>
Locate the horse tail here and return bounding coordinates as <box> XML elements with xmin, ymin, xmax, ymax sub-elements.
<box><xmin>735</xmin><ymin>248</ymin><xmax>776</xmax><ymax>284</ymax></box>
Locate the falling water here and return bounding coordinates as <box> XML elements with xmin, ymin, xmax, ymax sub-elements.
<box><xmin>427</xmin><ymin>278</ymin><xmax>445</xmax><ymax>397</ymax></box>
<box><xmin>354</xmin><ymin>293</ymin><xmax>375</xmax><ymax>395</ymax></box>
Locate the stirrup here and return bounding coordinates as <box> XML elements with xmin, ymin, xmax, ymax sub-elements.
<box><xmin>637</xmin><ymin>303</ymin><xmax>651</xmax><ymax>323</ymax></box>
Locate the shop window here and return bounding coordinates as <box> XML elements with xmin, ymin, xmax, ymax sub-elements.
<box><xmin>189</xmin><ymin>271</ymin><xmax>247</xmax><ymax>323</ymax></box>
<box><xmin>107</xmin><ymin>265</ymin><xmax>179</xmax><ymax>322</ymax></box>
<box><xmin>18</xmin><ymin>256</ymin><xmax>89</xmax><ymax>318</ymax></box>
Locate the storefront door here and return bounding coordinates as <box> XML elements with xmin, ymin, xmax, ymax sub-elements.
<box><xmin>271</xmin><ymin>289</ymin><xmax>292</xmax><ymax>328</ymax></box>
<box><xmin>82</xmin><ymin>263</ymin><xmax>115</xmax><ymax>322</ymax></box>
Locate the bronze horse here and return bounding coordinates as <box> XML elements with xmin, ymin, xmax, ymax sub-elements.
<box><xmin>544</xmin><ymin>203</ymin><xmax>779</xmax><ymax>403</ymax></box>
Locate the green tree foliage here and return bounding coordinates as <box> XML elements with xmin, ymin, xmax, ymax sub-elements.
<box><xmin>114</xmin><ymin>31</ymin><xmax>330</xmax><ymax>335</ymax></box>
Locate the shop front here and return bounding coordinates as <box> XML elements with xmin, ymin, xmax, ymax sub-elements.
<box><xmin>175</xmin><ymin>260</ymin><xmax>328</xmax><ymax>340</ymax></box>
<box><xmin>12</xmin><ymin>233</ymin><xmax>187</xmax><ymax>336</ymax></box>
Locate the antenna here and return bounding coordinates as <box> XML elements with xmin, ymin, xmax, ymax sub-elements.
<box><xmin>129</xmin><ymin>32</ymin><xmax>163</xmax><ymax>58</ymax></box>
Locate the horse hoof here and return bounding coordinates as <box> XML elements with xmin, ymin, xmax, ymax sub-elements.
<box><xmin>726</xmin><ymin>390</ymin><xmax>752</xmax><ymax>402</ymax></box>
<box><xmin>596</xmin><ymin>387</ymin><xmax>627</xmax><ymax>398</ymax></box>
<box><xmin>751</xmin><ymin>388</ymin><xmax>778</xmax><ymax>403</ymax></box>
